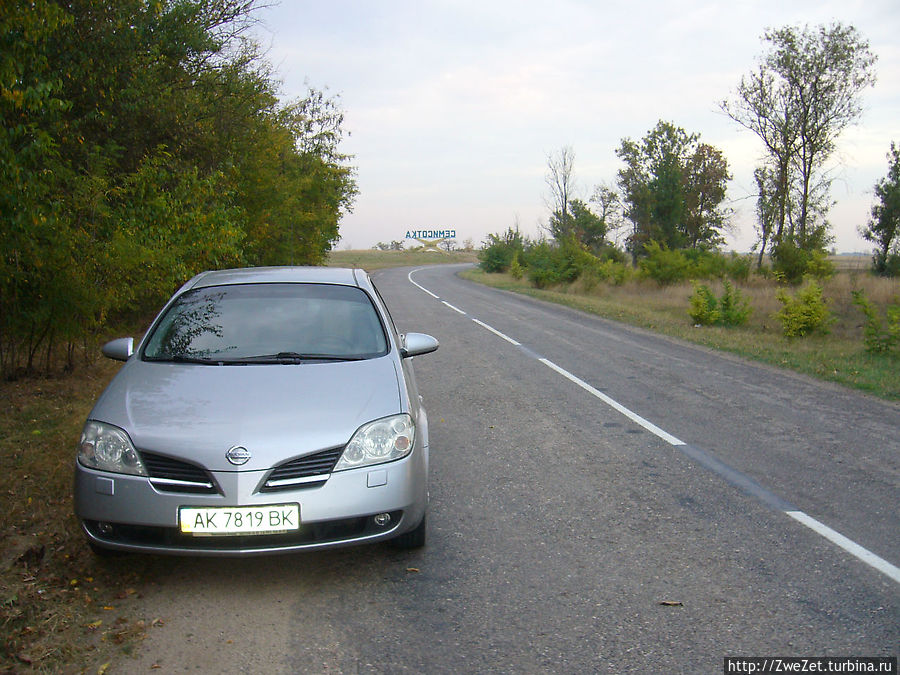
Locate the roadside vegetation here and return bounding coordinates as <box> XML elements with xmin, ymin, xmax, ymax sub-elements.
<box><xmin>467</xmin><ymin>21</ymin><xmax>898</xmax><ymax>400</ymax></box>
<box><xmin>0</xmin><ymin>354</ymin><xmax>166</xmax><ymax>673</ymax></box>
<box><xmin>463</xmin><ymin>253</ymin><xmax>899</xmax><ymax>400</ymax></box>
<box><xmin>2</xmin><ymin>0</ymin><xmax>356</xmax><ymax>381</ymax></box>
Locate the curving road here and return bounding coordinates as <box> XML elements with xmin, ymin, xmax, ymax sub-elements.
<box><xmin>126</xmin><ymin>264</ymin><xmax>898</xmax><ymax>673</ymax></box>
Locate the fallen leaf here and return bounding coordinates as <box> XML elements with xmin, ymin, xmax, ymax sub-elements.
<box><xmin>406</xmin><ymin>567</ymin><xmax>420</xmax><ymax>573</ymax></box>
<box><xmin>98</xmin><ymin>662</ymin><xmax>111</xmax><ymax>674</ymax></box>
<box><xmin>86</xmin><ymin>620</ymin><xmax>103</xmax><ymax>630</ymax></box>
<box><xmin>151</xmin><ymin>665</ymin><xmax>161</xmax><ymax>670</ymax></box>
<box><xmin>659</xmin><ymin>600</ymin><xmax>683</xmax><ymax>607</ymax></box>
<box><xmin>151</xmin><ymin>618</ymin><xmax>165</xmax><ymax>627</ymax></box>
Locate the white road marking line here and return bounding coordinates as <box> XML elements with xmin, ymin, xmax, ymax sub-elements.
<box><xmin>406</xmin><ymin>268</ymin><xmax>900</xmax><ymax>586</ymax></box>
<box><xmin>408</xmin><ymin>268</ymin><xmax>439</xmax><ymax>298</ymax></box>
<box><xmin>539</xmin><ymin>358</ymin><xmax>686</xmax><ymax>447</ymax></box>
<box><xmin>786</xmin><ymin>511</ymin><xmax>900</xmax><ymax>584</ymax></box>
<box><xmin>472</xmin><ymin>319</ymin><xmax>521</xmax><ymax>345</ymax></box>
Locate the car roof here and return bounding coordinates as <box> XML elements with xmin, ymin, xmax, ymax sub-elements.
<box><xmin>182</xmin><ymin>266</ymin><xmax>371</xmax><ymax>292</ymax></box>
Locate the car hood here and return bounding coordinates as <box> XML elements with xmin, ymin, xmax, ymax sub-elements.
<box><xmin>90</xmin><ymin>357</ymin><xmax>403</xmax><ymax>472</ymax></box>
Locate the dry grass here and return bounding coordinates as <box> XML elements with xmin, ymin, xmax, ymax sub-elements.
<box><xmin>0</xmin><ymin>357</ymin><xmax>159</xmax><ymax>673</ymax></box>
<box><xmin>462</xmin><ymin>268</ymin><xmax>900</xmax><ymax>400</ymax></box>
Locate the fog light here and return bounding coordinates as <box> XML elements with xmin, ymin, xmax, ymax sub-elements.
<box><xmin>97</xmin><ymin>522</ymin><xmax>114</xmax><ymax>535</ymax></box>
<box><xmin>373</xmin><ymin>513</ymin><xmax>391</xmax><ymax>527</ymax></box>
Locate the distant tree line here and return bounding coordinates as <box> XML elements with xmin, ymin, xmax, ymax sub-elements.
<box><xmin>489</xmin><ymin>22</ymin><xmax>896</xmax><ymax>285</ymax></box>
<box><xmin>1</xmin><ymin>0</ymin><xmax>357</xmax><ymax>377</ymax></box>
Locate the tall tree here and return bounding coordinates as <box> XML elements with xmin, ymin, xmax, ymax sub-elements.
<box><xmin>722</xmin><ymin>22</ymin><xmax>877</xmax><ymax>256</ymax></box>
<box><xmin>616</xmin><ymin>121</ymin><xmax>730</xmax><ymax>261</ymax></box>
<box><xmin>545</xmin><ymin>146</ymin><xmax>576</xmax><ymax>233</ymax></box>
<box><xmin>861</xmin><ymin>142</ymin><xmax>900</xmax><ymax>276</ymax></box>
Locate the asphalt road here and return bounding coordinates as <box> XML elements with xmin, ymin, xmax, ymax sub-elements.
<box><xmin>125</xmin><ymin>264</ymin><xmax>898</xmax><ymax>674</ymax></box>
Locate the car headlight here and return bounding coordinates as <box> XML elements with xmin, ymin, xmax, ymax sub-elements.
<box><xmin>78</xmin><ymin>421</ymin><xmax>148</xmax><ymax>476</ymax></box>
<box><xmin>334</xmin><ymin>414</ymin><xmax>415</xmax><ymax>471</ymax></box>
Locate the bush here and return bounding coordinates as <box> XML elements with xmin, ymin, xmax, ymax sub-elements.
<box><xmin>478</xmin><ymin>227</ymin><xmax>525</xmax><ymax>273</ymax></box>
<box><xmin>640</xmin><ymin>242</ymin><xmax>753</xmax><ymax>285</ymax></box>
<box><xmin>520</xmin><ymin>237</ymin><xmax>606</xmax><ymax>289</ymax></box>
<box><xmin>874</xmin><ymin>252</ymin><xmax>900</xmax><ymax>277</ymax></box>
<box><xmin>596</xmin><ymin>245</ymin><xmax>629</xmax><ymax>265</ymax></box>
<box><xmin>718</xmin><ymin>281</ymin><xmax>753</xmax><ymax>326</ymax></box>
<box><xmin>689</xmin><ymin>281</ymin><xmax>751</xmax><ymax>327</ymax></box>
<box><xmin>771</xmin><ymin>241</ymin><xmax>834</xmax><ymax>284</ymax></box>
<box><xmin>724</xmin><ymin>252</ymin><xmax>752</xmax><ymax>282</ymax></box>
<box><xmin>639</xmin><ymin>241</ymin><xmax>691</xmax><ymax>285</ymax></box>
<box><xmin>689</xmin><ymin>284</ymin><xmax>719</xmax><ymax>325</ymax></box>
<box><xmin>852</xmin><ymin>290</ymin><xmax>900</xmax><ymax>354</ymax></box>
<box><xmin>524</xmin><ymin>241</ymin><xmax>572</xmax><ymax>288</ymax></box>
<box><xmin>598</xmin><ymin>259</ymin><xmax>633</xmax><ymax>285</ymax></box>
<box><xmin>774</xmin><ymin>280</ymin><xmax>832</xmax><ymax>337</ymax></box>
<box><xmin>509</xmin><ymin>252</ymin><xmax>524</xmax><ymax>279</ymax></box>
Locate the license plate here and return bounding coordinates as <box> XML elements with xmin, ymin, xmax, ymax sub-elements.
<box><xmin>179</xmin><ymin>504</ymin><xmax>299</xmax><ymax>536</ymax></box>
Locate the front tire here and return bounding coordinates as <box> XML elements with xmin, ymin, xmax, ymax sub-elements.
<box><xmin>390</xmin><ymin>514</ymin><xmax>426</xmax><ymax>549</ymax></box>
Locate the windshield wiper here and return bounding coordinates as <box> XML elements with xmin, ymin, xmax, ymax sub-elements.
<box><xmin>234</xmin><ymin>352</ymin><xmax>364</xmax><ymax>363</ymax></box>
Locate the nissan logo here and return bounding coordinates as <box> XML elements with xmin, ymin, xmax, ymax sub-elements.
<box><xmin>225</xmin><ymin>446</ymin><xmax>251</xmax><ymax>466</ymax></box>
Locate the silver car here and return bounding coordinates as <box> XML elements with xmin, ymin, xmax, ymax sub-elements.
<box><xmin>74</xmin><ymin>267</ymin><xmax>438</xmax><ymax>556</ymax></box>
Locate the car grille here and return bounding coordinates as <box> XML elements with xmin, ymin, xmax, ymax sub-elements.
<box><xmin>141</xmin><ymin>452</ymin><xmax>218</xmax><ymax>494</ymax></box>
<box><xmin>261</xmin><ymin>446</ymin><xmax>343</xmax><ymax>492</ymax></box>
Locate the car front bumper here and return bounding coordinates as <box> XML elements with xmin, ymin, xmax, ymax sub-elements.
<box><xmin>74</xmin><ymin>449</ymin><xmax>427</xmax><ymax>556</ymax></box>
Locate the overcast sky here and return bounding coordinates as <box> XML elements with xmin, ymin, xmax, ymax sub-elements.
<box><xmin>251</xmin><ymin>0</ymin><xmax>899</xmax><ymax>253</ymax></box>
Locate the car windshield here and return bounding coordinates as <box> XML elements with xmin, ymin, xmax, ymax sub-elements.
<box><xmin>142</xmin><ymin>283</ymin><xmax>388</xmax><ymax>363</ymax></box>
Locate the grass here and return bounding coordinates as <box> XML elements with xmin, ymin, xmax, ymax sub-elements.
<box><xmin>0</xmin><ymin>359</ymin><xmax>161</xmax><ymax>673</ymax></box>
<box><xmin>460</xmin><ymin>266</ymin><xmax>900</xmax><ymax>401</ymax></box>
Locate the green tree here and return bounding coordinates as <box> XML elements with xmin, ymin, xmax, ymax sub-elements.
<box><xmin>0</xmin><ymin>0</ymin><xmax>356</xmax><ymax>378</ymax></box>
<box><xmin>548</xmin><ymin>199</ymin><xmax>607</xmax><ymax>251</ymax></box>
<box><xmin>723</xmin><ymin>23</ymin><xmax>877</xmax><ymax>260</ymax></box>
<box><xmin>616</xmin><ymin>121</ymin><xmax>731</xmax><ymax>262</ymax></box>
<box><xmin>860</xmin><ymin>143</ymin><xmax>900</xmax><ymax>276</ymax></box>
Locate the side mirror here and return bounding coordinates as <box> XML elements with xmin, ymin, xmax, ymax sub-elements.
<box><xmin>400</xmin><ymin>333</ymin><xmax>439</xmax><ymax>358</ymax></box>
<box><xmin>101</xmin><ymin>337</ymin><xmax>134</xmax><ymax>362</ymax></box>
